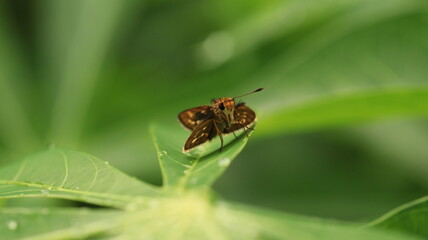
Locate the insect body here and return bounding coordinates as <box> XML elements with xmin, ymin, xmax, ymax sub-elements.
<box><xmin>178</xmin><ymin>88</ymin><xmax>263</xmax><ymax>152</ymax></box>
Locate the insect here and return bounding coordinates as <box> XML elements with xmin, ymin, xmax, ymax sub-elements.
<box><xmin>178</xmin><ymin>88</ymin><xmax>263</xmax><ymax>152</ymax></box>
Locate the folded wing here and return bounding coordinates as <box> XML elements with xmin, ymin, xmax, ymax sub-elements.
<box><xmin>184</xmin><ymin>119</ymin><xmax>217</xmax><ymax>151</ymax></box>
<box><xmin>178</xmin><ymin>105</ymin><xmax>213</xmax><ymax>131</ymax></box>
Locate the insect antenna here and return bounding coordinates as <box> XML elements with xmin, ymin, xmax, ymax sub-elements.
<box><xmin>233</xmin><ymin>88</ymin><xmax>264</xmax><ymax>99</ymax></box>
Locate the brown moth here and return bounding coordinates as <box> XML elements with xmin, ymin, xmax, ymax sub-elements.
<box><xmin>178</xmin><ymin>88</ymin><xmax>263</xmax><ymax>152</ymax></box>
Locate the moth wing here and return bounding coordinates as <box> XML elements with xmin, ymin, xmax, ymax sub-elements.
<box><xmin>184</xmin><ymin>119</ymin><xmax>217</xmax><ymax>151</ymax></box>
<box><xmin>178</xmin><ymin>105</ymin><xmax>213</xmax><ymax>131</ymax></box>
<box><xmin>224</xmin><ymin>104</ymin><xmax>256</xmax><ymax>133</ymax></box>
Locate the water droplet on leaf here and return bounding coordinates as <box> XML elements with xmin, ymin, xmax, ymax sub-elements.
<box><xmin>218</xmin><ymin>158</ymin><xmax>231</xmax><ymax>167</ymax></box>
<box><xmin>7</xmin><ymin>220</ymin><xmax>18</xmax><ymax>231</ymax></box>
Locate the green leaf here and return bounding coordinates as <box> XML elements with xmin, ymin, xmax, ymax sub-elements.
<box><xmin>150</xmin><ymin>123</ymin><xmax>252</xmax><ymax>190</ymax></box>
<box><xmin>257</xmin><ymin>88</ymin><xmax>428</xmax><ymax>137</ymax></box>
<box><xmin>0</xmin><ymin>208</ymin><xmax>123</xmax><ymax>240</ymax></box>
<box><xmin>0</xmin><ymin>197</ymin><xmax>422</xmax><ymax>240</ymax></box>
<box><xmin>0</xmin><ymin>144</ymin><xmax>422</xmax><ymax>240</ymax></box>
<box><xmin>367</xmin><ymin>196</ymin><xmax>428</xmax><ymax>238</ymax></box>
<box><xmin>119</xmin><ymin>198</ymin><xmax>422</xmax><ymax>240</ymax></box>
<box><xmin>224</xmin><ymin>203</ymin><xmax>421</xmax><ymax>240</ymax></box>
<box><xmin>0</xmin><ymin>148</ymin><xmax>161</xmax><ymax>208</ymax></box>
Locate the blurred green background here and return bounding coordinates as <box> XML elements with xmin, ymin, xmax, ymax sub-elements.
<box><xmin>1</xmin><ymin>0</ymin><xmax>428</xmax><ymax>222</ymax></box>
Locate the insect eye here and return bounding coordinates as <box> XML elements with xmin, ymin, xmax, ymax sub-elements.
<box><xmin>219</xmin><ymin>102</ymin><xmax>225</xmax><ymax>110</ymax></box>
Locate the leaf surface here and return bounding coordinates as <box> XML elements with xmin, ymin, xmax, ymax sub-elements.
<box><xmin>367</xmin><ymin>196</ymin><xmax>428</xmax><ymax>238</ymax></box>
<box><xmin>0</xmin><ymin>141</ymin><xmax>424</xmax><ymax>240</ymax></box>
<box><xmin>0</xmin><ymin>148</ymin><xmax>161</xmax><ymax>208</ymax></box>
<box><xmin>0</xmin><ymin>208</ymin><xmax>123</xmax><ymax>240</ymax></box>
<box><xmin>221</xmin><ymin>203</ymin><xmax>422</xmax><ymax>240</ymax></box>
<box><xmin>151</xmin><ymin>123</ymin><xmax>252</xmax><ymax>190</ymax></box>
<box><xmin>4</xmin><ymin>200</ymin><xmax>421</xmax><ymax>240</ymax></box>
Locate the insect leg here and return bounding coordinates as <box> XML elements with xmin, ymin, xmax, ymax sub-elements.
<box><xmin>246</xmin><ymin>126</ymin><xmax>255</xmax><ymax>131</ymax></box>
<box><xmin>219</xmin><ymin>133</ymin><xmax>224</xmax><ymax>152</ymax></box>
<box><xmin>232</xmin><ymin>131</ymin><xmax>238</xmax><ymax>139</ymax></box>
<box><xmin>239</xmin><ymin>123</ymin><xmax>253</xmax><ymax>138</ymax></box>
<box><xmin>243</xmin><ymin>127</ymin><xmax>250</xmax><ymax>138</ymax></box>
<box><xmin>213</xmin><ymin>121</ymin><xmax>224</xmax><ymax>152</ymax></box>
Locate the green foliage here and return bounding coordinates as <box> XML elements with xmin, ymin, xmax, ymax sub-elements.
<box><xmin>0</xmin><ymin>127</ymin><xmax>425</xmax><ymax>239</ymax></box>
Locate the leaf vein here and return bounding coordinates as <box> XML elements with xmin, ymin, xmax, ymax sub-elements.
<box><xmin>59</xmin><ymin>150</ymin><xmax>69</xmax><ymax>188</ymax></box>
<box><xmin>86</xmin><ymin>154</ymin><xmax>99</xmax><ymax>191</ymax></box>
<box><xmin>12</xmin><ymin>159</ymin><xmax>27</xmax><ymax>181</ymax></box>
